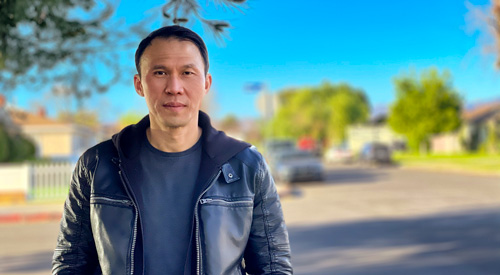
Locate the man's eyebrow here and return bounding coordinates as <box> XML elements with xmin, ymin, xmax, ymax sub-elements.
<box><xmin>151</xmin><ymin>64</ymin><xmax>199</xmax><ymax>70</ymax></box>
<box><xmin>152</xmin><ymin>65</ymin><xmax>168</xmax><ymax>70</ymax></box>
<box><xmin>181</xmin><ymin>64</ymin><xmax>198</xmax><ymax>69</ymax></box>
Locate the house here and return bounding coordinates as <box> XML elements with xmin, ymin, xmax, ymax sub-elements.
<box><xmin>431</xmin><ymin>101</ymin><xmax>500</xmax><ymax>154</ymax></box>
<box><xmin>346</xmin><ymin>108</ymin><xmax>405</xmax><ymax>153</ymax></box>
<box><xmin>344</xmin><ymin>100</ymin><xmax>500</xmax><ymax>154</ymax></box>
<box><xmin>347</xmin><ymin>125</ymin><xmax>405</xmax><ymax>153</ymax></box>
<box><xmin>8</xmin><ymin>107</ymin><xmax>99</xmax><ymax>161</ymax></box>
<box><xmin>461</xmin><ymin>101</ymin><xmax>500</xmax><ymax>152</ymax></box>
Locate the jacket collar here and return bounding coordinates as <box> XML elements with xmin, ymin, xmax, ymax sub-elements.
<box><xmin>112</xmin><ymin>110</ymin><xmax>250</xmax><ymax>167</ymax></box>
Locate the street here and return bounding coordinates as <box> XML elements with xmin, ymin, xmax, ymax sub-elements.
<box><xmin>0</xmin><ymin>222</ymin><xmax>58</xmax><ymax>275</ymax></box>
<box><xmin>283</xmin><ymin>165</ymin><xmax>500</xmax><ymax>275</ymax></box>
<box><xmin>1</xmin><ymin>165</ymin><xmax>499</xmax><ymax>275</ymax></box>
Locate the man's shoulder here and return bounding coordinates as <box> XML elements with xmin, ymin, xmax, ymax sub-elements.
<box><xmin>233</xmin><ymin>146</ymin><xmax>266</xmax><ymax>170</ymax></box>
<box><xmin>78</xmin><ymin>139</ymin><xmax>117</xmax><ymax>167</ymax></box>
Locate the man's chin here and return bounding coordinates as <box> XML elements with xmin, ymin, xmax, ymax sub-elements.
<box><xmin>160</xmin><ymin>118</ymin><xmax>190</xmax><ymax>129</ymax></box>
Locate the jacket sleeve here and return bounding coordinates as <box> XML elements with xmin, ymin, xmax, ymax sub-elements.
<box><xmin>52</xmin><ymin>155</ymin><xmax>100</xmax><ymax>274</ymax></box>
<box><xmin>244</xmin><ymin>158</ymin><xmax>293</xmax><ymax>274</ymax></box>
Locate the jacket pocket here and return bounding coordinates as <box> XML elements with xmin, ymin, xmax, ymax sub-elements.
<box><xmin>90</xmin><ymin>195</ymin><xmax>135</xmax><ymax>275</ymax></box>
<box><xmin>199</xmin><ymin>197</ymin><xmax>253</xmax><ymax>275</ymax></box>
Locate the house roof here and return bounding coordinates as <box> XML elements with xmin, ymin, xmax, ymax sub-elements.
<box><xmin>463</xmin><ymin>101</ymin><xmax>500</xmax><ymax>123</ymax></box>
<box><xmin>8</xmin><ymin>108</ymin><xmax>66</xmax><ymax>126</ymax></box>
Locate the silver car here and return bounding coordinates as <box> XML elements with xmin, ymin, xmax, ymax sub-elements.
<box><xmin>271</xmin><ymin>150</ymin><xmax>324</xmax><ymax>183</ymax></box>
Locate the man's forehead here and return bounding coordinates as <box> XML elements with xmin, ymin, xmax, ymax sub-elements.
<box><xmin>141</xmin><ymin>38</ymin><xmax>202</xmax><ymax>63</ymax></box>
<box><xmin>147</xmin><ymin>37</ymin><xmax>198</xmax><ymax>54</ymax></box>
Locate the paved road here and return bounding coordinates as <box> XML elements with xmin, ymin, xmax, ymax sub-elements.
<box><xmin>0</xmin><ymin>165</ymin><xmax>499</xmax><ymax>275</ymax></box>
<box><xmin>0</xmin><ymin>222</ymin><xmax>59</xmax><ymax>275</ymax></box>
<box><xmin>284</xmin><ymin>165</ymin><xmax>500</xmax><ymax>275</ymax></box>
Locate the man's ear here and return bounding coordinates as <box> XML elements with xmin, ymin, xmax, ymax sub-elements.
<box><xmin>134</xmin><ymin>74</ymin><xmax>144</xmax><ymax>97</ymax></box>
<box><xmin>204</xmin><ymin>73</ymin><xmax>212</xmax><ymax>95</ymax></box>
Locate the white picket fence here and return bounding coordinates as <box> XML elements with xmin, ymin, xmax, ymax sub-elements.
<box><xmin>0</xmin><ymin>162</ymin><xmax>74</xmax><ymax>201</ymax></box>
<box><xmin>29</xmin><ymin>162</ymin><xmax>74</xmax><ymax>200</ymax></box>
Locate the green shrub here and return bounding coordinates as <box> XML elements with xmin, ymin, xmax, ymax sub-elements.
<box><xmin>0</xmin><ymin>123</ymin><xmax>36</xmax><ymax>162</ymax></box>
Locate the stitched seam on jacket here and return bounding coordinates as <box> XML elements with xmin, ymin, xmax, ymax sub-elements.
<box><xmin>76</xmin><ymin>155</ymin><xmax>98</xmax><ymax>270</ymax></box>
<box><xmin>258</xmin><ymin>161</ymin><xmax>276</xmax><ymax>273</ymax></box>
<box><xmin>236</xmin><ymin>147</ymin><xmax>278</xmax><ymax>272</ymax></box>
<box><xmin>74</xmin><ymin>163</ymin><xmax>88</xmax><ymax>269</ymax></box>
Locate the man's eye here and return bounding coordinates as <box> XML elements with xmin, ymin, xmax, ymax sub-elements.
<box><xmin>154</xmin><ymin>71</ymin><xmax>166</xmax><ymax>76</ymax></box>
<box><xmin>183</xmin><ymin>71</ymin><xmax>194</xmax><ymax>75</ymax></box>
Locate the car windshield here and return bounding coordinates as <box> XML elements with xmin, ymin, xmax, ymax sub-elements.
<box><xmin>266</xmin><ymin>140</ymin><xmax>295</xmax><ymax>152</ymax></box>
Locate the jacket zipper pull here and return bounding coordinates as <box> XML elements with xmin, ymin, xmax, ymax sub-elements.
<box><xmin>199</xmin><ymin>198</ymin><xmax>212</xmax><ymax>204</ymax></box>
<box><xmin>111</xmin><ymin>157</ymin><xmax>121</xmax><ymax>166</ymax></box>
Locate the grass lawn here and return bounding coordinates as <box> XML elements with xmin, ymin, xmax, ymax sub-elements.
<box><xmin>393</xmin><ymin>153</ymin><xmax>500</xmax><ymax>175</ymax></box>
<box><xmin>29</xmin><ymin>185</ymin><xmax>69</xmax><ymax>201</ymax></box>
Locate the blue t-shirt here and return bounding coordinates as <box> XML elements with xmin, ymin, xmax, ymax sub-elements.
<box><xmin>131</xmin><ymin>132</ymin><xmax>202</xmax><ymax>274</ymax></box>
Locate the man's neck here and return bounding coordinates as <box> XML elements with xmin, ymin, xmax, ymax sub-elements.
<box><xmin>146</xmin><ymin>124</ymin><xmax>202</xmax><ymax>153</ymax></box>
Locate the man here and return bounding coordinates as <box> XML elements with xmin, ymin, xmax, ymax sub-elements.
<box><xmin>52</xmin><ymin>25</ymin><xmax>292</xmax><ymax>275</ymax></box>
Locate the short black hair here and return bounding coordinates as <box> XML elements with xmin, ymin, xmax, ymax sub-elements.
<box><xmin>134</xmin><ymin>25</ymin><xmax>209</xmax><ymax>76</ymax></box>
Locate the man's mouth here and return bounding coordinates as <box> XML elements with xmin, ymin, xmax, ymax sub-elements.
<box><xmin>163</xmin><ymin>102</ymin><xmax>186</xmax><ymax>108</ymax></box>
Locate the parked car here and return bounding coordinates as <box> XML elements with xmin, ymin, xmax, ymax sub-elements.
<box><xmin>264</xmin><ymin>139</ymin><xmax>296</xmax><ymax>156</ymax></box>
<box><xmin>297</xmin><ymin>136</ymin><xmax>321</xmax><ymax>156</ymax></box>
<box><xmin>263</xmin><ymin>139</ymin><xmax>297</xmax><ymax>168</ymax></box>
<box><xmin>324</xmin><ymin>145</ymin><xmax>354</xmax><ymax>164</ymax></box>
<box><xmin>271</xmin><ymin>150</ymin><xmax>324</xmax><ymax>183</ymax></box>
<box><xmin>359</xmin><ymin>142</ymin><xmax>392</xmax><ymax>164</ymax></box>
<box><xmin>391</xmin><ymin>140</ymin><xmax>407</xmax><ymax>152</ymax></box>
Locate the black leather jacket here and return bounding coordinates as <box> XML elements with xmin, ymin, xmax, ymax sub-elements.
<box><xmin>52</xmin><ymin>111</ymin><xmax>292</xmax><ymax>275</ymax></box>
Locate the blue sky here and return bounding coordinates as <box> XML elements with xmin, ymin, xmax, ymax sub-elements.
<box><xmin>10</xmin><ymin>0</ymin><xmax>500</xmax><ymax>122</ymax></box>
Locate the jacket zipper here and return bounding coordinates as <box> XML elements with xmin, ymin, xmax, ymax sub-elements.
<box><xmin>118</xmin><ymin>168</ymin><xmax>139</xmax><ymax>275</ymax></box>
<box><xmin>199</xmin><ymin>198</ymin><xmax>252</xmax><ymax>205</ymax></box>
<box><xmin>91</xmin><ymin>196</ymin><xmax>133</xmax><ymax>205</ymax></box>
<box><xmin>195</xmin><ymin>170</ymin><xmax>222</xmax><ymax>275</ymax></box>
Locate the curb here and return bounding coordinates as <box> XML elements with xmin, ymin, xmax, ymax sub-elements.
<box><xmin>0</xmin><ymin>184</ymin><xmax>293</xmax><ymax>224</ymax></box>
<box><xmin>398</xmin><ymin>165</ymin><xmax>500</xmax><ymax>177</ymax></box>
<box><xmin>0</xmin><ymin>212</ymin><xmax>62</xmax><ymax>224</ymax></box>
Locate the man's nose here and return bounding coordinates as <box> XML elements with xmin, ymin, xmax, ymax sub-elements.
<box><xmin>165</xmin><ymin>75</ymin><xmax>183</xmax><ymax>95</ymax></box>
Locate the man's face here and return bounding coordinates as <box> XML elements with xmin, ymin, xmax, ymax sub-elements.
<box><xmin>134</xmin><ymin>38</ymin><xmax>211</xmax><ymax>130</ymax></box>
